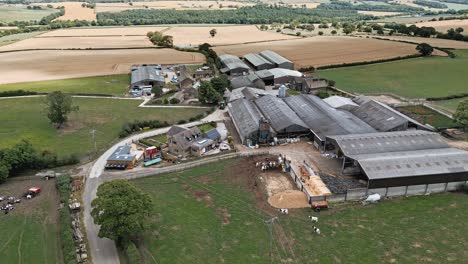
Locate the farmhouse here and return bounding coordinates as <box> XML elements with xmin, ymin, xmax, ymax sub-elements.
<box><xmin>219</xmin><ymin>54</ymin><xmax>250</xmax><ymax>76</ymax></box>
<box><xmin>106</xmin><ymin>145</ymin><xmax>136</xmax><ymax>168</ymax></box>
<box><xmin>244</xmin><ymin>53</ymin><xmax>274</xmax><ymax>70</ymax></box>
<box><xmin>259</xmin><ymin>50</ymin><xmax>294</xmax><ymax>70</ymax></box>
<box><xmin>131</xmin><ymin>65</ymin><xmax>165</xmax><ymax>89</ymax></box>
<box><xmin>326</xmin><ymin>131</ymin><xmax>468</xmax><ymax>188</ymax></box>
<box><xmin>167</xmin><ymin>126</ymin><xmax>202</xmax><ymax>157</ymax></box>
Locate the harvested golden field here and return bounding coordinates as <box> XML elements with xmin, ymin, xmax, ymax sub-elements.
<box><xmin>415</xmin><ymin>19</ymin><xmax>468</xmax><ymax>33</ymax></box>
<box><xmin>36</xmin><ymin>2</ymin><xmax>96</xmax><ymax>21</ymax></box>
<box><xmin>40</xmin><ymin>26</ymin><xmax>168</xmax><ymax>37</ymax></box>
<box><xmin>0</xmin><ymin>36</ymin><xmax>152</xmax><ymax>51</ymax></box>
<box><xmin>213</xmin><ymin>36</ymin><xmax>419</xmax><ymax>68</ymax></box>
<box><xmin>357</xmin><ymin>10</ymin><xmax>402</xmax><ymax>16</ymax></box>
<box><xmin>164</xmin><ymin>25</ymin><xmax>297</xmax><ymax>46</ymax></box>
<box><xmin>0</xmin><ymin>26</ymin><xmax>18</xmax><ymax>30</ymax></box>
<box><xmin>375</xmin><ymin>35</ymin><xmax>468</xmax><ymax>49</ymax></box>
<box><xmin>95</xmin><ymin>1</ymin><xmax>253</xmax><ymax>12</ymax></box>
<box><xmin>0</xmin><ymin>49</ymin><xmax>205</xmax><ymax>84</ymax></box>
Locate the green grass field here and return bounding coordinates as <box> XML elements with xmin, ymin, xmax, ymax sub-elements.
<box><xmin>0</xmin><ymin>5</ymin><xmax>56</xmax><ymax>23</ymax></box>
<box><xmin>132</xmin><ymin>158</ymin><xmax>468</xmax><ymax>264</ymax></box>
<box><xmin>0</xmin><ymin>75</ymin><xmax>130</xmax><ymax>96</ymax></box>
<box><xmin>0</xmin><ymin>97</ymin><xmax>207</xmax><ymax>158</ymax></box>
<box><xmin>396</xmin><ymin>105</ymin><xmax>455</xmax><ymax>128</ymax></box>
<box><xmin>432</xmin><ymin>98</ymin><xmax>466</xmax><ymax>113</ymax></box>
<box><xmin>0</xmin><ymin>31</ymin><xmax>45</xmax><ymax>47</ymax></box>
<box><xmin>315</xmin><ymin>50</ymin><xmax>468</xmax><ymax>100</ymax></box>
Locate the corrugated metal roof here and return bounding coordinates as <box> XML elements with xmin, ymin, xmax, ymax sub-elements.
<box><xmin>228</xmin><ymin>98</ymin><xmax>263</xmax><ymax>141</ymax></box>
<box><xmin>255</xmin><ymin>69</ymin><xmax>274</xmax><ymax>79</ymax></box>
<box><xmin>327</xmin><ymin>130</ymin><xmax>449</xmax><ymax>157</ymax></box>
<box><xmin>267</xmin><ymin>68</ymin><xmax>302</xmax><ymax>79</ymax></box>
<box><xmin>228</xmin><ymin>87</ymin><xmax>274</xmax><ymax>102</ymax></box>
<box><xmin>131</xmin><ymin>66</ymin><xmax>165</xmax><ymax>85</ymax></box>
<box><xmin>218</xmin><ymin>54</ymin><xmax>250</xmax><ymax>71</ymax></box>
<box><xmin>259</xmin><ymin>50</ymin><xmax>292</xmax><ymax>65</ymax></box>
<box><xmin>284</xmin><ymin>94</ymin><xmax>376</xmax><ymax>141</ymax></box>
<box><xmin>244</xmin><ymin>53</ymin><xmax>274</xmax><ymax>67</ymax></box>
<box><xmin>350</xmin><ymin>98</ymin><xmax>408</xmax><ymax>132</ymax></box>
<box><xmin>323</xmin><ymin>96</ymin><xmax>358</xmax><ymax>111</ymax></box>
<box><xmin>357</xmin><ymin>148</ymin><xmax>468</xmax><ymax>180</ymax></box>
<box><xmin>254</xmin><ymin>95</ymin><xmax>309</xmax><ymax>133</ymax></box>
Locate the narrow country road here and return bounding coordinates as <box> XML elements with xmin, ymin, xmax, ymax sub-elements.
<box><xmin>83</xmin><ymin>109</ymin><xmax>226</xmax><ymax>264</ymax></box>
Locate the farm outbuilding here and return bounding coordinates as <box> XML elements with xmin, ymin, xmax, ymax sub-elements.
<box><xmin>219</xmin><ymin>54</ymin><xmax>250</xmax><ymax>76</ymax></box>
<box><xmin>254</xmin><ymin>69</ymin><xmax>274</xmax><ymax>85</ymax></box>
<box><xmin>244</xmin><ymin>53</ymin><xmax>274</xmax><ymax>70</ymax></box>
<box><xmin>106</xmin><ymin>145</ymin><xmax>136</xmax><ymax>168</ymax></box>
<box><xmin>259</xmin><ymin>50</ymin><xmax>294</xmax><ymax>70</ymax></box>
<box><xmin>284</xmin><ymin>94</ymin><xmax>375</xmax><ymax>149</ymax></box>
<box><xmin>230</xmin><ymin>73</ymin><xmax>265</xmax><ymax>89</ymax></box>
<box><xmin>228</xmin><ymin>98</ymin><xmax>267</xmax><ymax>145</ymax></box>
<box><xmin>323</xmin><ymin>96</ymin><xmax>359</xmax><ymax>111</ymax></box>
<box><xmin>289</xmin><ymin>77</ymin><xmax>329</xmax><ymax>93</ymax></box>
<box><xmin>326</xmin><ymin>131</ymin><xmax>468</xmax><ymax>188</ymax></box>
<box><xmin>254</xmin><ymin>95</ymin><xmax>309</xmax><ymax>136</ymax></box>
<box><xmin>266</xmin><ymin>68</ymin><xmax>303</xmax><ymax>84</ymax></box>
<box><xmin>228</xmin><ymin>87</ymin><xmax>274</xmax><ymax>103</ymax></box>
<box><xmin>131</xmin><ymin>65</ymin><xmax>165</xmax><ymax>88</ymax></box>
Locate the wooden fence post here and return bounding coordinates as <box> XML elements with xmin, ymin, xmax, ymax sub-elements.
<box><xmin>404</xmin><ymin>185</ymin><xmax>408</xmax><ymax>196</ymax></box>
<box><xmin>444</xmin><ymin>182</ymin><xmax>449</xmax><ymax>192</ymax></box>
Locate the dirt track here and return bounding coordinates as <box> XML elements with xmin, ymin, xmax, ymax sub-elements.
<box><xmin>0</xmin><ymin>49</ymin><xmax>205</xmax><ymax>84</ymax></box>
<box><xmin>214</xmin><ymin>36</ymin><xmax>419</xmax><ymax>68</ymax></box>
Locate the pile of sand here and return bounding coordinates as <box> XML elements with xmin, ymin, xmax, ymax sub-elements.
<box><xmin>268</xmin><ymin>190</ymin><xmax>310</xmax><ymax>209</ymax></box>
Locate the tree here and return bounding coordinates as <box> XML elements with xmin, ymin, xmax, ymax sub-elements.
<box><xmin>318</xmin><ymin>31</ymin><xmax>324</xmax><ymax>36</ymax></box>
<box><xmin>331</xmin><ymin>30</ymin><xmax>337</xmax><ymax>35</ymax></box>
<box><xmin>148</xmin><ymin>31</ymin><xmax>173</xmax><ymax>48</ymax></box>
<box><xmin>209</xmin><ymin>28</ymin><xmax>217</xmax><ymax>37</ymax></box>
<box><xmin>198</xmin><ymin>81</ymin><xmax>221</xmax><ymax>104</ymax></box>
<box><xmin>44</xmin><ymin>91</ymin><xmax>79</xmax><ymax>128</ymax></box>
<box><xmin>455</xmin><ymin>27</ymin><xmax>464</xmax><ymax>34</ymax></box>
<box><xmin>305</xmin><ymin>24</ymin><xmax>315</xmax><ymax>31</ymax></box>
<box><xmin>0</xmin><ymin>163</ymin><xmax>9</xmax><ymax>183</ymax></box>
<box><xmin>152</xmin><ymin>86</ymin><xmax>163</xmax><ymax>97</ymax></box>
<box><xmin>210</xmin><ymin>75</ymin><xmax>230</xmax><ymax>94</ymax></box>
<box><xmin>416</xmin><ymin>43</ymin><xmax>433</xmax><ymax>56</ymax></box>
<box><xmin>91</xmin><ymin>180</ymin><xmax>152</xmax><ymax>249</ymax></box>
<box><xmin>453</xmin><ymin>99</ymin><xmax>468</xmax><ymax>131</ymax></box>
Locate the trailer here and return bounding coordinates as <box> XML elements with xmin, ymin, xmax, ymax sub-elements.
<box><xmin>144</xmin><ymin>158</ymin><xmax>162</xmax><ymax>167</ymax></box>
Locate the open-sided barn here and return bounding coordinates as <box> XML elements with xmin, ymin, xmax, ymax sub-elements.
<box><xmin>326</xmin><ymin>131</ymin><xmax>468</xmax><ymax>188</ymax></box>
<box><xmin>219</xmin><ymin>54</ymin><xmax>250</xmax><ymax>76</ymax></box>
<box><xmin>131</xmin><ymin>65</ymin><xmax>165</xmax><ymax>88</ymax></box>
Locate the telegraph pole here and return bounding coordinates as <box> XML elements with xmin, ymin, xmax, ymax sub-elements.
<box><xmin>90</xmin><ymin>128</ymin><xmax>97</xmax><ymax>157</ymax></box>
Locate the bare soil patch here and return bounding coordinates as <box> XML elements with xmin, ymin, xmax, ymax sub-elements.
<box><xmin>0</xmin><ymin>178</ymin><xmax>59</xmax><ymax>221</ymax></box>
<box><xmin>213</xmin><ymin>36</ymin><xmax>419</xmax><ymax>68</ymax></box>
<box><xmin>0</xmin><ymin>48</ymin><xmax>205</xmax><ymax>84</ymax></box>
<box><xmin>96</xmin><ymin>1</ymin><xmax>254</xmax><ymax>13</ymax></box>
<box><xmin>36</xmin><ymin>2</ymin><xmax>96</xmax><ymax>21</ymax></box>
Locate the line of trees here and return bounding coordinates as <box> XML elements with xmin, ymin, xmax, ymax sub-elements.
<box><xmin>146</xmin><ymin>31</ymin><xmax>173</xmax><ymax>48</ymax></box>
<box><xmin>318</xmin><ymin>0</ymin><xmax>424</xmax><ymax>13</ymax></box>
<box><xmin>413</xmin><ymin>0</ymin><xmax>448</xmax><ymax>9</ymax></box>
<box><xmin>384</xmin><ymin>23</ymin><xmax>468</xmax><ymax>42</ymax></box>
<box><xmin>96</xmin><ymin>5</ymin><xmax>371</xmax><ymax>25</ymax></box>
<box><xmin>0</xmin><ymin>140</ymin><xmax>79</xmax><ymax>183</ymax></box>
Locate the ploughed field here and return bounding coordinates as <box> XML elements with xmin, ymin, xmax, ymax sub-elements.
<box><xmin>0</xmin><ymin>97</ymin><xmax>207</xmax><ymax>158</ymax></box>
<box><xmin>129</xmin><ymin>158</ymin><xmax>468</xmax><ymax>263</ymax></box>
<box><xmin>213</xmin><ymin>36</ymin><xmax>420</xmax><ymax>68</ymax></box>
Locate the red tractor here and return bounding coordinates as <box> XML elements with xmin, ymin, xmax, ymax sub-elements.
<box><xmin>24</xmin><ymin>187</ymin><xmax>41</xmax><ymax>199</ymax></box>
<box><xmin>311</xmin><ymin>200</ymin><xmax>329</xmax><ymax>212</ymax></box>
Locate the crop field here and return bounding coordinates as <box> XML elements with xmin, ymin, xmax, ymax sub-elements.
<box><xmin>36</xmin><ymin>2</ymin><xmax>96</xmax><ymax>21</ymax></box>
<box><xmin>0</xmin><ymin>49</ymin><xmax>205</xmax><ymax>84</ymax></box>
<box><xmin>213</xmin><ymin>36</ymin><xmax>419</xmax><ymax>68</ymax></box>
<box><xmin>40</xmin><ymin>26</ymin><xmax>168</xmax><ymax>37</ymax></box>
<box><xmin>0</xmin><ymin>97</ymin><xmax>207</xmax><ymax>158</ymax></box>
<box><xmin>357</xmin><ymin>10</ymin><xmax>402</xmax><ymax>16</ymax></box>
<box><xmin>375</xmin><ymin>35</ymin><xmax>468</xmax><ymax>49</ymax></box>
<box><xmin>0</xmin><ymin>74</ymin><xmax>130</xmax><ymax>95</ymax></box>
<box><xmin>130</xmin><ymin>158</ymin><xmax>468</xmax><ymax>264</ymax></box>
<box><xmin>0</xmin><ymin>179</ymin><xmax>61</xmax><ymax>264</ymax></box>
<box><xmin>0</xmin><ymin>4</ymin><xmax>56</xmax><ymax>23</ymax></box>
<box><xmin>0</xmin><ymin>31</ymin><xmax>45</xmax><ymax>47</ymax></box>
<box><xmin>415</xmin><ymin>19</ymin><xmax>468</xmax><ymax>34</ymax></box>
<box><xmin>315</xmin><ymin>49</ymin><xmax>468</xmax><ymax>99</ymax></box>
<box><xmin>95</xmin><ymin>1</ymin><xmax>254</xmax><ymax>13</ymax></box>
<box><xmin>0</xmin><ymin>36</ymin><xmax>153</xmax><ymax>51</ymax></box>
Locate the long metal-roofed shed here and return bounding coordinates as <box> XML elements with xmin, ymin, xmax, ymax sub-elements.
<box><xmin>228</xmin><ymin>87</ymin><xmax>274</xmax><ymax>103</ymax></box>
<box><xmin>259</xmin><ymin>50</ymin><xmax>294</xmax><ymax>70</ymax></box>
<box><xmin>352</xmin><ymin>96</ymin><xmax>434</xmax><ymax>131</ymax></box>
<box><xmin>254</xmin><ymin>95</ymin><xmax>309</xmax><ymax>135</ymax></box>
<box><xmin>230</xmin><ymin>73</ymin><xmax>265</xmax><ymax>89</ymax></box>
<box><xmin>284</xmin><ymin>94</ymin><xmax>375</xmax><ymax>149</ymax></box>
<box><xmin>106</xmin><ymin>145</ymin><xmax>136</xmax><ymax>167</ymax></box>
<box><xmin>244</xmin><ymin>53</ymin><xmax>274</xmax><ymax>70</ymax></box>
<box><xmin>219</xmin><ymin>54</ymin><xmax>250</xmax><ymax>76</ymax></box>
<box><xmin>326</xmin><ymin>131</ymin><xmax>468</xmax><ymax>188</ymax></box>
<box><xmin>228</xmin><ymin>98</ymin><xmax>265</xmax><ymax>145</ymax></box>
<box><xmin>131</xmin><ymin>65</ymin><xmax>165</xmax><ymax>88</ymax></box>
